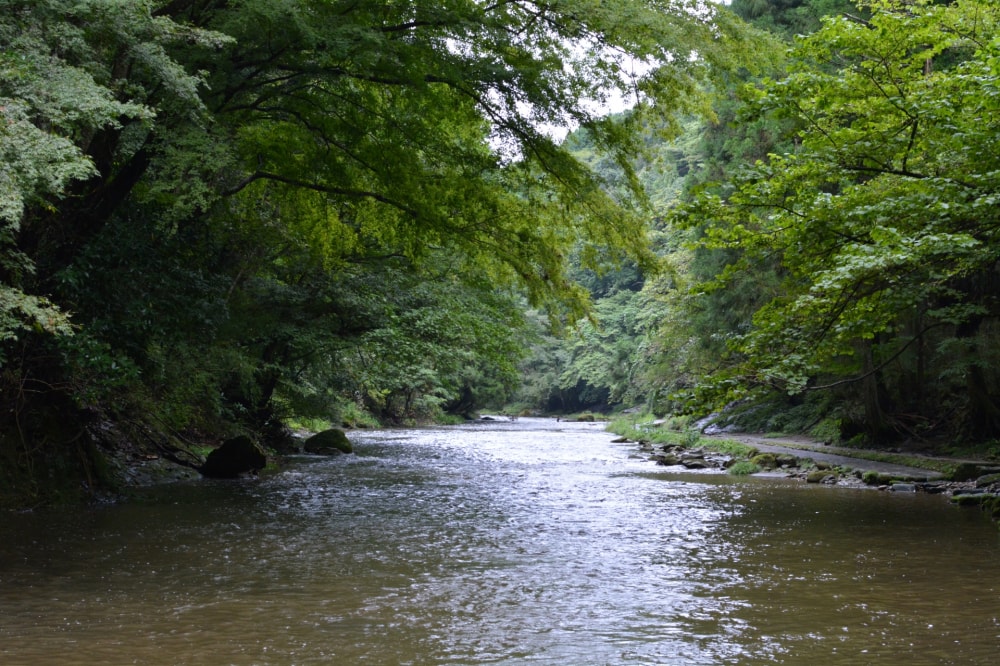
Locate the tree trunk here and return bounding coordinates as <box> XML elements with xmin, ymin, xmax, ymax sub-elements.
<box><xmin>859</xmin><ymin>338</ymin><xmax>891</xmax><ymax>442</ymax></box>
<box><xmin>956</xmin><ymin>316</ymin><xmax>1000</xmax><ymax>439</ymax></box>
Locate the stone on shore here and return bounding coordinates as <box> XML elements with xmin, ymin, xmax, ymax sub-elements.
<box><xmin>806</xmin><ymin>470</ymin><xmax>837</xmax><ymax>484</ymax></box>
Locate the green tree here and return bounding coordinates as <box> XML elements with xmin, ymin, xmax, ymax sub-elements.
<box><xmin>675</xmin><ymin>0</ymin><xmax>1000</xmax><ymax>441</ymax></box>
<box><xmin>0</xmin><ymin>0</ymin><xmax>179</xmax><ymax>352</ymax></box>
<box><xmin>732</xmin><ymin>0</ymin><xmax>857</xmax><ymax>38</ymax></box>
<box><xmin>4</xmin><ymin>0</ymin><xmax>757</xmax><ymax>350</ymax></box>
<box><xmin>0</xmin><ymin>1</ymin><xmax>765</xmax><ymax>503</ymax></box>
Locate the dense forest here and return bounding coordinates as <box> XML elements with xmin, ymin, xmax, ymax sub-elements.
<box><xmin>520</xmin><ymin>0</ymin><xmax>1000</xmax><ymax>453</ymax></box>
<box><xmin>0</xmin><ymin>0</ymin><xmax>759</xmax><ymax>504</ymax></box>
<box><xmin>2</xmin><ymin>0</ymin><xmax>999</xmax><ymax>506</ymax></box>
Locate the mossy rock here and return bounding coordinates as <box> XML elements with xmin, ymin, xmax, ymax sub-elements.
<box><xmin>304</xmin><ymin>429</ymin><xmax>354</xmax><ymax>455</ymax></box>
<box><xmin>951</xmin><ymin>493</ymin><xmax>990</xmax><ymax>507</ymax></box>
<box><xmin>775</xmin><ymin>454</ymin><xmax>799</xmax><ymax>468</ymax></box>
<box><xmin>975</xmin><ymin>472</ymin><xmax>1000</xmax><ymax>488</ymax></box>
<box><xmin>861</xmin><ymin>470</ymin><xmax>894</xmax><ymax>486</ymax></box>
<box><xmin>806</xmin><ymin>470</ymin><xmax>835</xmax><ymax>483</ymax></box>
<box><xmin>985</xmin><ymin>496</ymin><xmax>1000</xmax><ymax>520</ymax></box>
<box><xmin>950</xmin><ymin>463</ymin><xmax>982</xmax><ymax>482</ymax></box>
<box><xmin>750</xmin><ymin>453</ymin><xmax>778</xmax><ymax>469</ymax></box>
<box><xmin>951</xmin><ymin>494</ymin><xmax>1000</xmax><ymax>524</ymax></box>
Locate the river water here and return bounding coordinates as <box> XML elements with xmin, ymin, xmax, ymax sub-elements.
<box><xmin>1</xmin><ymin>418</ymin><xmax>998</xmax><ymax>665</ymax></box>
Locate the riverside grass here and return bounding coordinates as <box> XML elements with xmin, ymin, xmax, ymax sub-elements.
<box><xmin>609</xmin><ymin>413</ymin><xmax>966</xmax><ymax>478</ymax></box>
<box><xmin>608</xmin><ymin>414</ymin><xmax>758</xmax><ymax>460</ymax></box>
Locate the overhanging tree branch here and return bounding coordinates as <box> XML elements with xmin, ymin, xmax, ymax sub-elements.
<box><xmin>221</xmin><ymin>171</ymin><xmax>420</xmax><ymax>217</ymax></box>
<box><xmin>805</xmin><ymin>321</ymin><xmax>950</xmax><ymax>391</ymax></box>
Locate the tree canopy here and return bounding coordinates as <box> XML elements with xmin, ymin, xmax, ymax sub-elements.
<box><xmin>3</xmin><ymin>0</ymin><xmax>755</xmax><ymax>320</ymax></box>
<box><xmin>0</xmin><ymin>0</ymin><xmax>766</xmax><ymax>503</ymax></box>
<box><xmin>516</xmin><ymin>0</ymin><xmax>1000</xmax><ymax>449</ymax></box>
<box><xmin>670</xmin><ymin>0</ymin><xmax>1000</xmax><ymax>439</ymax></box>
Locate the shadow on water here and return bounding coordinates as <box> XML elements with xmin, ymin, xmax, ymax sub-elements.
<box><xmin>1</xmin><ymin>417</ymin><xmax>998</xmax><ymax>664</ymax></box>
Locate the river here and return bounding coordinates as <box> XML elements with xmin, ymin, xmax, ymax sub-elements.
<box><xmin>1</xmin><ymin>417</ymin><xmax>998</xmax><ymax>664</ymax></box>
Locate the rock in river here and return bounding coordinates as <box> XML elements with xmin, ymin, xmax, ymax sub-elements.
<box><xmin>304</xmin><ymin>428</ymin><xmax>354</xmax><ymax>455</ymax></box>
<box><xmin>201</xmin><ymin>436</ymin><xmax>267</xmax><ymax>478</ymax></box>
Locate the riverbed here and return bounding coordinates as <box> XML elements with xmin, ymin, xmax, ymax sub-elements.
<box><xmin>1</xmin><ymin>417</ymin><xmax>998</xmax><ymax>664</ymax></box>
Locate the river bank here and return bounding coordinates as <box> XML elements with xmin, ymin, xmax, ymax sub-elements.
<box><xmin>607</xmin><ymin>418</ymin><xmax>1000</xmax><ymax>526</ymax></box>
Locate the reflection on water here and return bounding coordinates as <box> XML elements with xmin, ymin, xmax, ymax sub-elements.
<box><xmin>1</xmin><ymin>418</ymin><xmax>998</xmax><ymax>664</ymax></box>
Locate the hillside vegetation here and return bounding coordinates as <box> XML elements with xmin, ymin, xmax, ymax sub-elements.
<box><xmin>516</xmin><ymin>0</ymin><xmax>1000</xmax><ymax>458</ymax></box>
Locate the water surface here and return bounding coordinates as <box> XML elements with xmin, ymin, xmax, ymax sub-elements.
<box><xmin>1</xmin><ymin>418</ymin><xmax>998</xmax><ymax>664</ymax></box>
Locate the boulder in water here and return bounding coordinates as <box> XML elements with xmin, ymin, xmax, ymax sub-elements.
<box><xmin>201</xmin><ymin>436</ymin><xmax>267</xmax><ymax>478</ymax></box>
<box><xmin>303</xmin><ymin>428</ymin><xmax>354</xmax><ymax>455</ymax></box>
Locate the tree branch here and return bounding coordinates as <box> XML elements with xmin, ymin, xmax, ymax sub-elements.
<box><xmin>806</xmin><ymin>321</ymin><xmax>949</xmax><ymax>391</ymax></box>
<box><xmin>221</xmin><ymin>171</ymin><xmax>419</xmax><ymax>217</ymax></box>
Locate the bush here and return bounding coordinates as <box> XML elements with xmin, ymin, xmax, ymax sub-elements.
<box><xmin>810</xmin><ymin>417</ymin><xmax>843</xmax><ymax>445</ymax></box>
<box><xmin>728</xmin><ymin>461</ymin><xmax>761</xmax><ymax>476</ymax></box>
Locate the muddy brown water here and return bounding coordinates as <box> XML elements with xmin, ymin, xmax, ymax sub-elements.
<box><xmin>1</xmin><ymin>418</ymin><xmax>998</xmax><ymax>664</ymax></box>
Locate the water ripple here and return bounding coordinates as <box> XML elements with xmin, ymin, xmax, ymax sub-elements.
<box><xmin>1</xmin><ymin>418</ymin><xmax>998</xmax><ymax>664</ymax></box>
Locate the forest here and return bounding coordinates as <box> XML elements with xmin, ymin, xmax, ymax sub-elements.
<box><xmin>2</xmin><ymin>0</ymin><xmax>999</xmax><ymax>506</ymax></box>
<box><xmin>519</xmin><ymin>0</ymin><xmax>1000</xmax><ymax>450</ymax></box>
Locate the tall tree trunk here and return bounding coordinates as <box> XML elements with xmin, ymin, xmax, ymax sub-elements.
<box><xmin>859</xmin><ymin>338</ymin><xmax>891</xmax><ymax>442</ymax></box>
<box><xmin>956</xmin><ymin>316</ymin><xmax>1000</xmax><ymax>439</ymax></box>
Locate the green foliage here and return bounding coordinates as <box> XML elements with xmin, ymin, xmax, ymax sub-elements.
<box><xmin>185</xmin><ymin>0</ymin><xmax>762</xmax><ymax>318</ymax></box>
<box><xmin>861</xmin><ymin>470</ymin><xmax>893</xmax><ymax>485</ymax></box>
<box><xmin>514</xmin><ymin>273</ymin><xmax>678</xmax><ymax>414</ymax></box>
<box><xmin>0</xmin><ymin>0</ymin><xmax>765</xmax><ymax>460</ymax></box>
<box><xmin>608</xmin><ymin>415</ymin><xmax>760</xmax><ymax>458</ymax></box>
<box><xmin>526</xmin><ymin>0</ymin><xmax>1000</xmax><ymax>453</ymax></box>
<box><xmin>511</xmin><ymin>310</ymin><xmax>573</xmax><ymax>412</ymax></box>
<box><xmin>809</xmin><ymin>417</ymin><xmax>844</xmax><ymax>445</ymax></box>
<box><xmin>669</xmin><ymin>0</ymin><xmax>1000</xmax><ymax>441</ymax></box>
<box><xmin>557</xmin><ymin>290</ymin><xmax>651</xmax><ymax>407</ymax></box>
<box><xmin>732</xmin><ymin>0</ymin><xmax>860</xmax><ymax>39</ymax></box>
<box><xmin>728</xmin><ymin>460</ymin><xmax>761</xmax><ymax>475</ymax></box>
<box><xmin>0</xmin><ymin>0</ymin><xmax>153</xmax><ymax>349</ymax></box>
<box><xmin>608</xmin><ymin>412</ymin><xmax>651</xmax><ymax>433</ymax></box>
<box><xmin>331</xmin><ymin>263</ymin><xmax>527</xmax><ymax>422</ymax></box>
<box><xmin>512</xmin><ymin>5</ymin><xmax>784</xmax><ymax>418</ymax></box>
<box><xmin>702</xmin><ymin>437</ymin><xmax>760</xmax><ymax>459</ymax></box>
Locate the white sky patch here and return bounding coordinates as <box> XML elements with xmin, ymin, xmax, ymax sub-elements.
<box><xmin>509</xmin><ymin>42</ymin><xmax>660</xmax><ymax>146</ymax></box>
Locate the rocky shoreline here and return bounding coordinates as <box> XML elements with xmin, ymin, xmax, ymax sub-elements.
<box><xmin>624</xmin><ymin>435</ymin><xmax>1000</xmax><ymax>527</ymax></box>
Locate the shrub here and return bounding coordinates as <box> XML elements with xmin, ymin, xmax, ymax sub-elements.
<box><xmin>810</xmin><ymin>418</ymin><xmax>843</xmax><ymax>445</ymax></box>
<box><xmin>728</xmin><ymin>461</ymin><xmax>761</xmax><ymax>476</ymax></box>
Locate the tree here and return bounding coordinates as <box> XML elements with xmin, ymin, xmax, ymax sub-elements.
<box><xmin>0</xmin><ymin>1</ymin><xmax>765</xmax><ymax>502</ymax></box>
<box><xmin>2</xmin><ymin>0</ymin><xmax>758</xmax><ymax>345</ymax></box>
<box><xmin>0</xmin><ymin>0</ymin><xmax>177</xmax><ymax>353</ymax></box>
<box><xmin>674</xmin><ymin>0</ymin><xmax>1000</xmax><ymax>441</ymax></box>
